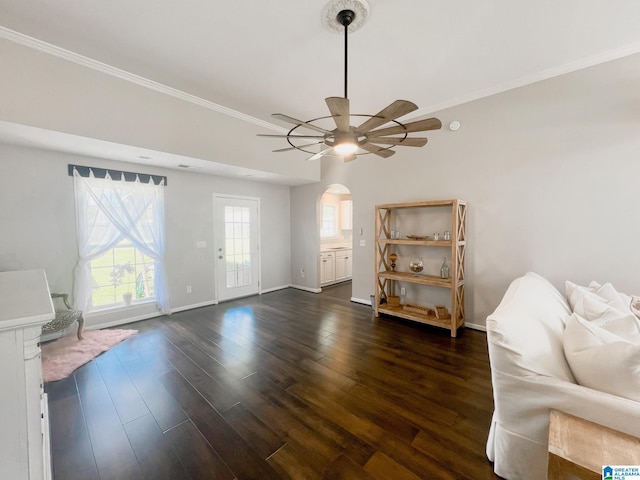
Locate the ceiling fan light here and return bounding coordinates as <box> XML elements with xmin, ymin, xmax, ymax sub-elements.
<box><xmin>334</xmin><ymin>141</ymin><xmax>359</xmax><ymax>155</ymax></box>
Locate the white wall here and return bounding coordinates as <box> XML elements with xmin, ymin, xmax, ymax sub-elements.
<box><xmin>290</xmin><ymin>52</ymin><xmax>640</xmax><ymax>328</ymax></box>
<box><xmin>0</xmin><ymin>143</ymin><xmax>291</xmax><ymax>329</ymax></box>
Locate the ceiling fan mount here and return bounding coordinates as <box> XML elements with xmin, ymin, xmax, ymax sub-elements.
<box><xmin>259</xmin><ymin>0</ymin><xmax>442</xmax><ymax>162</ymax></box>
<box><xmin>336</xmin><ymin>9</ymin><xmax>355</xmax><ymax>27</ymax></box>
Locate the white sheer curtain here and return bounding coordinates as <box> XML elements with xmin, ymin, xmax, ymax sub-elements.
<box><xmin>72</xmin><ymin>167</ymin><xmax>171</xmax><ymax>314</ymax></box>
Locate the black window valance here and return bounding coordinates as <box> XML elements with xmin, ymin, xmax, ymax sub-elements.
<box><xmin>68</xmin><ymin>164</ymin><xmax>167</xmax><ymax>186</ymax></box>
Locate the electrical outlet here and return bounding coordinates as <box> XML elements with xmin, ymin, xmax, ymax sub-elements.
<box><xmin>300</xmin><ymin>268</ymin><xmax>305</xmax><ymax>278</ymax></box>
<box><xmin>360</xmin><ymin>239</ymin><xmax>366</xmax><ymax>247</ymax></box>
<box><xmin>400</xmin><ymin>287</ymin><xmax>406</xmax><ymax>296</ymax></box>
<box><xmin>186</xmin><ymin>285</ymin><xmax>192</xmax><ymax>293</ymax></box>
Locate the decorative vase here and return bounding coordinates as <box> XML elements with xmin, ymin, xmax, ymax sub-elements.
<box><xmin>389</xmin><ymin>252</ymin><xmax>398</xmax><ymax>271</ymax></box>
<box><xmin>409</xmin><ymin>258</ymin><xmax>424</xmax><ymax>276</ymax></box>
<box><xmin>122</xmin><ymin>292</ymin><xmax>133</xmax><ymax>306</ymax></box>
<box><xmin>440</xmin><ymin>257</ymin><xmax>450</xmax><ymax>279</ymax></box>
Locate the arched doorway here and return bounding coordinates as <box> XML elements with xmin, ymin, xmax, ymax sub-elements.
<box><xmin>318</xmin><ymin>184</ymin><xmax>353</xmax><ymax>298</ymax></box>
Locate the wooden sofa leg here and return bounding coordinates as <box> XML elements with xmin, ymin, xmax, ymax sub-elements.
<box><xmin>77</xmin><ymin>316</ymin><xmax>85</xmax><ymax>340</ymax></box>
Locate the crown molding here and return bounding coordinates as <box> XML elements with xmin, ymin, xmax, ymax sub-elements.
<box><xmin>0</xmin><ymin>26</ymin><xmax>285</xmax><ymax>133</ymax></box>
<box><xmin>412</xmin><ymin>41</ymin><xmax>640</xmax><ymax>119</ymax></box>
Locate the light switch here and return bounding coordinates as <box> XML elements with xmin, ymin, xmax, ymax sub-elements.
<box><xmin>196</xmin><ymin>241</ymin><xmax>207</xmax><ymax>248</ymax></box>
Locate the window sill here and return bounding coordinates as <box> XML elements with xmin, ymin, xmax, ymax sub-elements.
<box><xmin>87</xmin><ymin>298</ymin><xmax>156</xmax><ymax>315</ymax></box>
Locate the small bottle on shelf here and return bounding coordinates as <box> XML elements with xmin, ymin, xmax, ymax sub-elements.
<box><xmin>440</xmin><ymin>258</ymin><xmax>449</xmax><ymax>279</ymax></box>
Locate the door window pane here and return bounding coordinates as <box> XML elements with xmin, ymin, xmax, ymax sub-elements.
<box><xmin>225</xmin><ymin>206</ymin><xmax>252</xmax><ymax>288</ymax></box>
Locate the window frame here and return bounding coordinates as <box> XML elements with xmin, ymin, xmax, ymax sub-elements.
<box><xmin>320</xmin><ymin>204</ymin><xmax>339</xmax><ymax>238</ymax></box>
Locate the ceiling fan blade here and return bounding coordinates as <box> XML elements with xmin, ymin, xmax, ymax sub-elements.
<box><xmin>272</xmin><ymin>141</ymin><xmax>324</xmax><ymax>153</ymax></box>
<box><xmin>368</xmin><ymin>118</ymin><xmax>442</xmax><ymax>137</ymax></box>
<box><xmin>325</xmin><ymin>97</ymin><xmax>351</xmax><ymax>132</ymax></box>
<box><xmin>356</xmin><ymin>100</ymin><xmax>418</xmax><ymax>133</ymax></box>
<box><xmin>257</xmin><ymin>134</ymin><xmax>326</xmax><ymax>139</ymax></box>
<box><xmin>359</xmin><ymin>143</ymin><xmax>396</xmax><ymax>158</ymax></box>
<box><xmin>306</xmin><ymin>147</ymin><xmax>333</xmax><ymax>162</ymax></box>
<box><xmin>366</xmin><ymin>137</ymin><xmax>428</xmax><ymax>147</ymax></box>
<box><xmin>272</xmin><ymin>113</ymin><xmax>332</xmax><ymax>134</ymax></box>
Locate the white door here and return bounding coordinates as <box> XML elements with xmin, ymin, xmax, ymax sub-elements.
<box><xmin>214</xmin><ymin>195</ymin><xmax>260</xmax><ymax>302</ymax></box>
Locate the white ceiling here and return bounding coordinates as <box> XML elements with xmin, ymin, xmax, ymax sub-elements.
<box><xmin>1</xmin><ymin>0</ymin><xmax>640</xmax><ymax>182</ymax></box>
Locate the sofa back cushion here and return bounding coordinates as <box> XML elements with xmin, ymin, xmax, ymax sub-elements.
<box><xmin>487</xmin><ymin>272</ymin><xmax>575</xmax><ymax>382</ymax></box>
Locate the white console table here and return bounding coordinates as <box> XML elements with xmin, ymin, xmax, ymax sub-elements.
<box><xmin>0</xmin><ymin>269</ymin><xmax>54</xmax><ymax>480</ymax></box>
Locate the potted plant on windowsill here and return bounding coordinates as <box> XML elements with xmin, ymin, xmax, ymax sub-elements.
<box><xmin>110</xmin><ymin>262</ymin><xmax>135</xmax><ymax>305</ymax></box>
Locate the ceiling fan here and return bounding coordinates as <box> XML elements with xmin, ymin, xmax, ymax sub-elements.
<box><xmin>259</xmin><ymin>3</ymin><xmax>442</xmax><ymax>162</ymax></box>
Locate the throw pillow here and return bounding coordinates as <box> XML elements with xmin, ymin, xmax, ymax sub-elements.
<box><xmin>565</xmin><ymin>281</ymin><xmax>640</xmax><ymax>338</ymax></box>
<box><xmin>590</xmin><ymin>281</ymin><xmax>633</xmax><ymax>310</ymax></box>
<box><xmin>564</xmin><ymin>313</ymin><xmax>640</xmax><ymax>402</ymax></box>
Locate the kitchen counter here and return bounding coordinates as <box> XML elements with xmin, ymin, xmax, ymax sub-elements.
<box><xmin>320</xmin><ymin>245</ymin><xmax>351</xmax><ymax>252</ymax></box>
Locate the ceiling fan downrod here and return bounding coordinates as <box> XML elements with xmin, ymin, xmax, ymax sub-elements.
<box><xmin>337</xmin><ymin>9</ymin><xmax>355</xmax><ymax>100</ymax></box>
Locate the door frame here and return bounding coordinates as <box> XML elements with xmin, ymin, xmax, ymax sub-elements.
<box><xmin>213</xmin><ymin>193</ymin><xmax>262</xmax><ymax>302</ymax></box>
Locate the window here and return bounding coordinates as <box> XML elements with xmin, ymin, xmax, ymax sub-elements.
<box><xmin>321</xmin><ymin>204</ymin><xmax>338</xmax><ymax>238</ymax></box>
<box><xmin>72</xmin><ymin>167</ymin><xmax>170</xmax><ymax>313</ymax></box>
<box><xmin>90</xmin><ymin>241</ymin><xmax>156</xmax><ymax>307</ymax></box>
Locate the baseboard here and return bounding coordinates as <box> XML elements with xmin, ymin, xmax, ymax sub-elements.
<box><xmin>260</xmin><ymin>285</ymin><xmax>289</xmax><ymax>294</ymax></box>
<box><xmin>350</xmin><ymin>296</ymin><xmax>372</xmax><ymax>306</ymax></box>
<box><xmin>465</xmin><ymin>322</ymin><xmax>486</xmax><ymax>332</ymax></box>
<box><xmin>172</xmin><ymin>300</ymin><xmax>218</xmax><ymax>313</ymax></box>
<box><xmin>289</xmin><ymin>284</ymin><xmax>322</xmax><ymax>294</ymax></box>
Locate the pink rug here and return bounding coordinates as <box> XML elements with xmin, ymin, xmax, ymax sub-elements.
<box><xmin>41</xmin><ymin>329</ymin><xmax>137</xmax><ymax>382</ymax></box>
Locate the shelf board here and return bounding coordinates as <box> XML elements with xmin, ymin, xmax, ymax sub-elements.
<box><xmin>375</xmin><ymin>199</ymin><xmax>465</xmax><ymax>209</ymax></box>
<box><xmin>378</xmin><ymin>239</ymin><xmax>459</xmax><ymax>247</ymax></box>
<box><xmin>378</xmin><ymin>271</ymin><xmax>454</xmax><ymax>288</ymax></box>
<box><xmin>377</xmin><ymin>305</ymin><xmax>463</xmax><ymax>330</ymax></box>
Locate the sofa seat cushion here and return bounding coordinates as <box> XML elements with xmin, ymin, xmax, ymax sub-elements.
<box><xmin>564</xmin><ymin>313</ymin><xmax>640</xmax><ymax>402</ymax></box>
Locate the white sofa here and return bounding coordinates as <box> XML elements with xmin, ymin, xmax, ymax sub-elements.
<box><xmin>485</xmin><ymin>272</ymin><xmax>640</xmax><ymax>480</ymax></box>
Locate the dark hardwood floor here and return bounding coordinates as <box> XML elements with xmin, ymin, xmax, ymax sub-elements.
<box><xmin>45</xmin><ymin>281</ymin><xmax>501</xmax><ymax>479</ymax></box>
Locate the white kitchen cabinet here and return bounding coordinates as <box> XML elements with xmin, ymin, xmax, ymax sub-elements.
<box><xmin>320</xmin><ymin>251</ymin><xmax>335</xmax><ymax>284</ymax></box>
<box><xmin>0</xmin><ymin>269</ymin><xmax>54</xmax><ymax>480</ymax></box>
<box><xmin>335</xmin><ymin>249</ymin><xmax>352</xmax><ymax>281</ymax></box>
<box><xmin>321</xmin><ymin>248</ymin><xmax>353</xmax><ymax>285</ymax></box>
